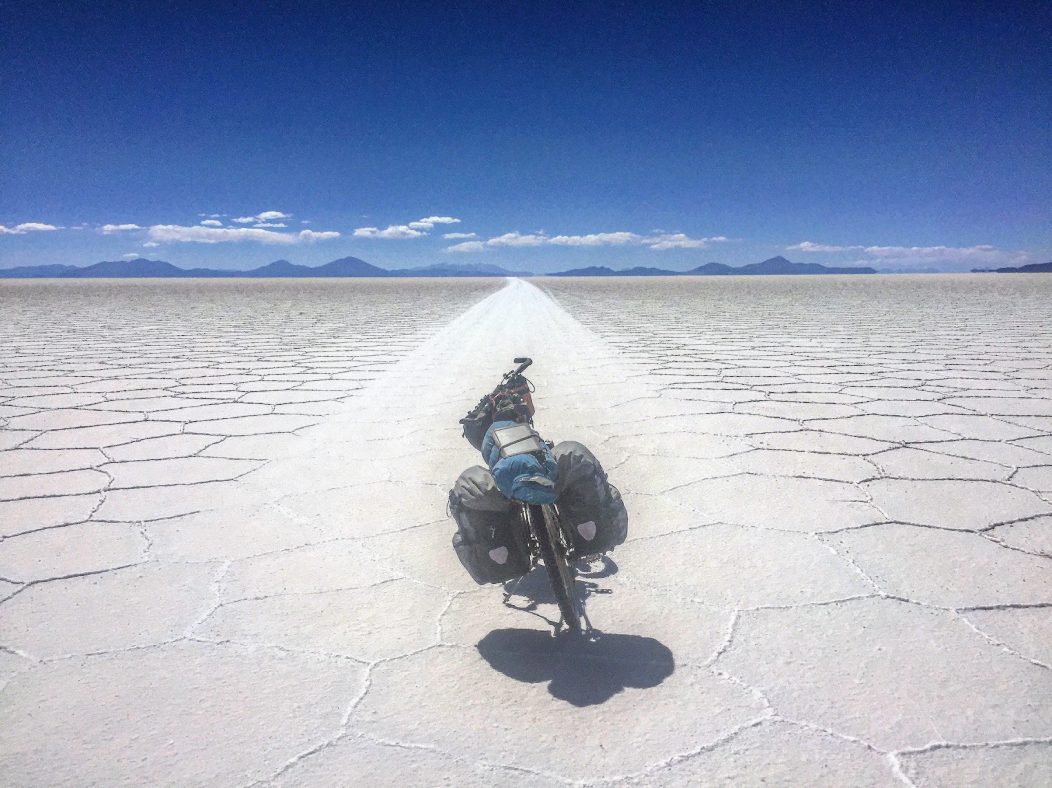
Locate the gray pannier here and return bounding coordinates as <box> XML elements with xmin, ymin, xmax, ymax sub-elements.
<box><xmin>553</xmin><ymin>441</ymin><xmax>628</xmax><ymax>556</ymax></box>
<box><xmin>448</xmin><ymin>443</ymin><xmax>628</xmax><ymax>584</ymax></box>
<box><xmin>449</xmin><ymin>465</ymin><xmax>532</xmax><ymax>585</ymax></box>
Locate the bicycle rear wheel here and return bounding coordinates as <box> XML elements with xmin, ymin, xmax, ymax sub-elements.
<box><xmin>527</xmin><ymin>503</ymin><xmax>581</xmax><ymax>633</ymax></box>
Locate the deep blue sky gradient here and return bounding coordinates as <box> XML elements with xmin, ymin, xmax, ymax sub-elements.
<box><xmin>2</xmin><ymin>1</ymin><xmax>1049</xmax><ymax>271</ymax></box>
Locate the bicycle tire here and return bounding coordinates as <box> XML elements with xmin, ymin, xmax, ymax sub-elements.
<box><xmin>527</xmin><ymin>503</ymin><xmax>582</xmax><ymax>633</ymax></box>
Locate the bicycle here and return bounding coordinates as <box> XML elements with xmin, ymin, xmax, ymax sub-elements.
<box><xmin>459</xmin><ymin>357</ymin><xmax>584</xmax><ymax>634</ymax></box>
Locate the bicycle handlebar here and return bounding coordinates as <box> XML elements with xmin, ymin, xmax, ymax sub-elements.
<box><xmin>509</xmin><ymin>357</ymin><xmax>532</xmax><ymax>377</ymax></box>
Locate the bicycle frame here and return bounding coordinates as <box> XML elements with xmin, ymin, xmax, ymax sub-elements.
<box><xmin>519</xmin><ymin>497</ymin><xmax>583</xmax><ymax>633</ymax></box>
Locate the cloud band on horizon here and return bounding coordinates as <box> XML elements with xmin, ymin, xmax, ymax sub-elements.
<box><xmin>147</xmin><ymin>225</ymin><xmax>340</xmax><ymax>245</ymax></box>
<box><xmin>788</xmin><ymin>240</ymin><xmax>1031</xmax><ymax>268</ymax></box>
<box><xmin>444</xmin><ymin>230</ymin><xmax>730</xmax><ymax>253</ymax></box>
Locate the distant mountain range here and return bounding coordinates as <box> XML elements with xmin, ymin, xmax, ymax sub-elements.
<box><xmin>971</xmin><ymin>261</ymin><xmax>1052</xmax><ymax>273</ymax></box>
<box><xmin>0</xmin><ymin>257</ymin><xmax>388</xmax><ymax>279</ymax></box>
<box><xmin>0</xmin><ymin>257</ymin><xmax>530</xmax><ymax>279</ymax></box>
<box><xmin>549</xmin><ymin>257</ymin><xmax>876</xmax><ymax>276</ymax></box>
<box><xmin>0</xmin><ymin>254</ymin><xmax>878</xmax><ymax>279</ymax></box>
<box><xmin>548</xmin><ymin>266</ymin><xmax>682</xmax><ymax>277</ymax></box>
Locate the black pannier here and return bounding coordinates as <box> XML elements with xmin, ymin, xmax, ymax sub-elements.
<box><xmin>553</xmin><ymin>441</ymin><xmax>628</xmax><ymax>556</ymax></box>
<box><xmin>449</xmin><ymin>465</ymin><xmax>532</xmax><ymax>585</ymax></box>
<box><xmin>460</xmin><ymin>412</ymin><xmax>492</xmax><ymax>453</ymax></box>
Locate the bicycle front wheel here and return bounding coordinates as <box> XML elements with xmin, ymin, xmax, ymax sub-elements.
<box><xmin>528</xmin><ymin>503</ymin><xmax>581</xmax><ymax>633</ymax></box>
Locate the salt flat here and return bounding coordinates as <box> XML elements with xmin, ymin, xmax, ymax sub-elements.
<box><xmin>1</xmin><ymin>275</ymin><xmax>1051</xmax><ymax>786</ymax></box>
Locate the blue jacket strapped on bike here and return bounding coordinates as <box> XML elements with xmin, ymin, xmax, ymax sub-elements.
<box><xmin>481</xmin><ymin>420</ymin><xmax>560</xmax><ymax>504</ymax></box>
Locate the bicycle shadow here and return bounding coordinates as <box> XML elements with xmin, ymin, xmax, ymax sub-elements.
<box><xmin>476</xmin><ymin>627</ymin><xmax>675</xmax><ymax>707</ymax></box>
<box><xmin>500</xmin><ymin>555</ymin><xmax>619</xmax><ymax>613</ymax></box>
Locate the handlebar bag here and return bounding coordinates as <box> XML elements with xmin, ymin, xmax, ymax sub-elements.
<box><xmin>460</xmin><ymin>373</ymin><xmax>535</xmax><ymax>451</ymax></box>
<box><xmin>449</xmin><ymin>465</ymin><xmax>532</xmax><ymax>585</ymax></box>
<box><xmin>553</xmin><ymin>441</ymin><xmax>628</xmax><ymax>555</ymax></box>
<box><xmin>481</xmin><ymin>421</ymin><xmax>559</xmax><ymax>504</ymax></box>
<box><xmin>500</xmin><ymin>373</ymin><xmax>536</xmax><ymax>419</ymax></box>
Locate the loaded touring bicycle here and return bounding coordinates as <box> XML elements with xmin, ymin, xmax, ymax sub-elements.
<box><xmin>449</xmin><ymin>358</ymin><xmax>628</xmax><ymax>633</ymax></box>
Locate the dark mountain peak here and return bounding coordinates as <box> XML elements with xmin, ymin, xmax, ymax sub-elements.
<box><xmin>981</xmin><ymin>261</ymin><xmax>1052</xmax><ymax>273</ymax></box>
<box><xmin>65</xmin><ymin>259</ymin><xmax>188</xmax><ymax>277</ymax></box>
<box><xmin>322</xmin><ymin>255</ymin><xmax>369</xmax><ymax>267</ymax></box>
<box><xmin>687</xmin><ymin>262</ymin><xmax>733</xmax><ymax>274</ymax></box>
<box><xmin>313</xmin><ymin>256</ymin><xmax>389</xmax><ymax>276</ymax></box>
<box><xmin>741</xmin><ymin>257</ymin><xmax>875</xmax><ymax>275</ymax></box>
<box><xmin>617</xmin><ymin>266</ymin><xmax>679</xmax><ymax>276</ymax></box>
<box><xmin>249</xmin><ymin>259</ymin><xmax>304</xmax><ymax>276</ymax></box>
<box><xmin>548</xmin><ymin>266</ymin><xmax>617</xmax><ymax>277</ymax></box>
<box><xmin>749</xmin><ymin>256</ymin><xmax>802</xmax><ymax>273</ymax></box>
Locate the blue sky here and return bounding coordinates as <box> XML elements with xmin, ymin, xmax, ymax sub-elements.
<box><xmin>2</xmin><ymin>1</ymin><xmax>1049</xmax><ymax>272</ymax></box>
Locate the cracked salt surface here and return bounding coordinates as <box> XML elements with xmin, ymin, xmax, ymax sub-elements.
<box><xmin>2</xmin><ymin>274</ymin><xmax>1052</xmax><ymax>785</ymax></box>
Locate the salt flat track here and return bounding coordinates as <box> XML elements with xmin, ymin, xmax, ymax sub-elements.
<box><xmin>1</xmin><ymin>275</ymin><xmax>1051</xmax><ymax>786</ymax></box>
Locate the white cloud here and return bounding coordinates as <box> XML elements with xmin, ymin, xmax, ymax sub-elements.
<box><xmin>787</xmin><ymin>240</ymin><xmax>1032</xmax><ymax>269</ymax></box>
<box><xmin>861</xmin><ymin>244</ymin><xmax>1030</xmax><ymax>268</ymax></box>
<box><xmin>100</xmin><ymin>223</ymin><xmax>142</xmax><ymax>234</ymax></box>
<box><xmin>408</xmin><ymin>215</ymin><xmax>461</xmax><ymax>230</ymax></box>
<box><xmin>443</xmin><ymin>232</ymin><xmax>477</xmax><ymax>239</ymax></box>
<box><xmin>146</xmin><ymin>225</ymin><xmax>340</xmax><ymax>245</ymax></box>
<box><xmin>549</xmin><ymin>232</ymin><xmax>641</xmax><ymax>247</ymax></box>
<box><xmin>646</xmin><ymin>233</ymin><xmax>728</xmax><ymax>250</ymax></box>
<box><xmin>443</xmin><ymin>229</ymin><xmax>729</xmax><ymax>253</ymax></box>
<box><xmin>122</xmin><ymin>253</ymin><xmax>140</xmax><ymax>258</ymax></box>
<box><xmin>16</xmin><ymin>222</ymin><xmax>60</xmax><ymax>232</ymax></box>
<box><xmin>233</xmin><ymin>210</ymin><xmax>291</xmax><ymax>224</ymax></box>
<box><xmin>253</xmin><ymin>222</ymin><xmax>287</xmax><ymax>228</ymax></box>
<box><xmin>0</xmin><ymin>222</ymin><xmax>60</xmax><ymax>234</ymax></box>
<box><xmin>485</xmin><ymin>231</ymin><xmax>548</xmax><ymax>247</ymax></box>
<box><xmin>199</xmin><ymin>219</ymin><xmax>224</xmax><ymax>227</ymax></box>
<box><xmin>355</xmin><ymin>215</ymin><xmax>461</xmax><ymax>236</ymax></box>
<box><xmin>353</xmin><ymin>224</ymin><xmax>425</xmax><ymax>239</ymax></box>
<box><xmin>787</xmin><ymin>241</ymin><xmax>861</xmax><ymax>253</ymax></box>
<box><xmin>445</xmin><ymin>241</ymin><xmax>487</xmax><ymax>253</ymax></box>
<box><xmin>142</xmin><ymin>241</ymin><xmax>160</xmax><ymax>248</ymax></box>
<box><xmin>298</xmin><ymin>229</ymin><xmax>341</xmax><ymax>241</ymax></box>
